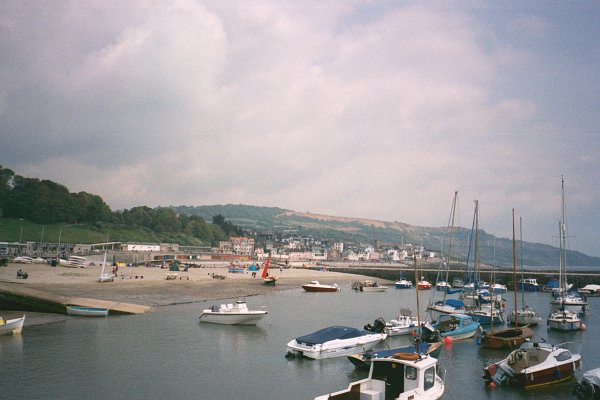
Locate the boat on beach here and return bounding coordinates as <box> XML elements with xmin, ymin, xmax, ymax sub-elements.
<box><xmin>285</xmin><ymin>326</ymin><xmax>386</xmax><ymax>360</ymax></box>
<box><xmin>315</xmin><ymin>352</ymin><xmax>445</xmax><ymax>400</ymax></box>
<box><xmin>198</xmin><ymin>299</ymin><xmax>267</xmax><ymax>325</ymax></box>
<box><xmin>302</xmin><ymin>281</ymin><xmax>339</xmax><ymax>292</ymax></box>
<box><xmin>483</xmin><ymin>341</ymin><xmax>582</xmax><ymax>389</ymax></box>
<box><xmin>66</xmin><ymin>306</ymin><xmax>109</xmax><ymax>317</ymax></box>
<box><xmin>0</xmin><ymin>315</ymin><xmax>25</xmax><ymax>336</ymax></box>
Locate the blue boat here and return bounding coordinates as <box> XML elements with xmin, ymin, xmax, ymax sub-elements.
<box><xmin>422</xmin><ymin>314</ymin><xmax>481</xmax><ymax>342</ymax></box>
<box><xmin>347</xmin><ymin>341</ymin><xmax>442</xmax><ymax>369</ymax></box>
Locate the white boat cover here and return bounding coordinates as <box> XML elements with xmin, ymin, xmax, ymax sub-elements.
<box><xmin>583</xmin><ymin>368</ymin><xmax>600</xmax><ymax>387</ymax></box>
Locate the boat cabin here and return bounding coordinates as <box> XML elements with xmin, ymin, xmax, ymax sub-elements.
<box><xmin>314</xmin><ymin>355</ymin><xmax>443</xmax><ymax>400</ymax></box>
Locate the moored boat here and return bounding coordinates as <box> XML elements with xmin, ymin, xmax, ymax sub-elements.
<box><xmin>395</xmin><ymin>279</ymin><xmax>412</xmax><ymax>289</ymax></box>
<box><xmin>315</xmin><ymin>352</ymin><xmax>444</xmax><ymax>400</ymax></box>
<box><xmin>285</xmin><ymin>326</ymin><xmax>386</xmax><ymax>360</ymax></box>
<box><xmin>483</xmin><ymin>341</ymin><xmax>581</xmax><ymax>389</ymax></box>
<box><xmin>417</xmin><ymin>277</ymin><xmax>432</xmax><ymax>290</ymax></box>
<box><xmin>517</xmin><ymin>278</ymin><xmax>541</xmax><ymax>292</ymax></box>
<box><xmin>479</xmin><ymin>325</ymin><xmax>533</xmax><ymax>349</ymax></box>
<box><xmin>573</xmin><ymin>367</ymin><xmax>600</xmax><ymax>399</ymax></box>
<box><xmin>347</xmin><ymin>341</ymin><xmax>443</xmax><ymax>369</ymax></box>
<box><xmin>66</xmin><ymin>306</ymin><xmax>109</xmax><ymax>317</ymax></box>
<box><xmin>352</xmin><ymin>280</ymin><xmax>388</xmax><ymax>292</ymax></box>
<box><xmin>302</xmin><ymin>281</ymin><xmax>339</xmax><ymax>292</ymax></box>
<box><xmin>547</xmin><ymin>309</ymin><xmax>583</xmax><ymax>331</ymax></box>
<box><xmin>198</xmin><ymin>299</ymin><xmax>267</xmax><ymax>325</ymax></box>
<box><xmin>0</xmin><ymin>315</ymin><xmax>26</xmax><ymax>335</ymax></box>
<box><xmin>507</xmin><ymin>306</ymin><xmax>542</xmax><ymax>326</ymax></box>
<box><xmin>422</xmin><ymin>313</ymin><xmax>480</xmax><ymax>342</ymax></box>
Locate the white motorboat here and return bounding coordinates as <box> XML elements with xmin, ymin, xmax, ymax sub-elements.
<box><xmin>0</xmin><ymin>315</ymin><xmax>25</xmax><ymax>336</ymax></box>
<box><xmin>302</xmin><ymin>281</ymin><xmax>339</xmax><ymax>292</ymax></box>
<box><xmin>315</xmin><ymin>353</ymin><xmax>444</xmax><ymax>400</ymax></box>
<box><xmin>198</xmin><ymin>299</ymin><xmax>267</xmax><ymax>325</ymax></box>
<box><xmin>286</xmin><ymin>326</ymin><xmax>386</xmax><ymax>360</ymax></box>
<box><xmin>352</xmin><ymin>280</ymin><xmax>388</xmax><ymax>292</ymax></box>
<box><xmin>384</xmin><ymin>309</ymin><xmax>419</xmax><ymax>336</ymax></box>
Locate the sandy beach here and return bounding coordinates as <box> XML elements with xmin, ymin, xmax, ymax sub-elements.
<box><xmin>0</xmin><ymin>262</ymin><xmax>378</xmax><ymax>309</ymax></box>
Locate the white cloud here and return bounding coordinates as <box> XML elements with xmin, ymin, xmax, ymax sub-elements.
<box><xmin>2</xmin><ymin>1</ymin><xmax>599</xmax><ymax>256</ymax></box>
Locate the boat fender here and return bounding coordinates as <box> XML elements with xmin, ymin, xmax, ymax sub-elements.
<box><xmin>393</xmin><ymin>352</ymin><xmax>420</xmax><ymax>361</ymax></box>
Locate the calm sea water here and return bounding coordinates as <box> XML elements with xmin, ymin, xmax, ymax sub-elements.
<box><xmin>0</xmin><ymin>285</ymin><xmax>597</xmax><ymax>399</ymax></box>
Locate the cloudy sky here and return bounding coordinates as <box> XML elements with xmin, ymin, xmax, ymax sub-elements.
<box><xmin>1</xmin><ymin>1</ymin><xmax>599</xmax><ymax>257</ymax></box>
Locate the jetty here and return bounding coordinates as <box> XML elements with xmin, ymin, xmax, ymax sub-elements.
<box><xmin>0</xmin><ymin>282</ymin><xmax>152</xmax><ymax>315</ymax></box>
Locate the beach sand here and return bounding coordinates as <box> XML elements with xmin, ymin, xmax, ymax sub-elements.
<box><xmin>0</xmin><ymin>262</ymin><xmax>376</xmax><ymax>308</ymax></box>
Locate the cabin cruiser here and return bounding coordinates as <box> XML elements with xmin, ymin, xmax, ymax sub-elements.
<box><xmin>315</xmin><ymin>353</ymin><xmax>445</xmax><ymax>400</ymax></box>
<box><xmin>286</xmin><ymin>326</ymin><xmax>386</xmax><ymax>360</ymax></box>
<box><xmin>483</xmin><ymin>341</ymin><xmax>581</xmax><ymax>389</ymax></box>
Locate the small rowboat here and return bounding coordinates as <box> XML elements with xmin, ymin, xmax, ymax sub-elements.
<box><xmin>66</xmin><ymin>306</ymin><xmax>109</xmax><ymax>317</ymax></box>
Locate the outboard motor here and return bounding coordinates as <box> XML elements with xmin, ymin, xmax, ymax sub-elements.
<box><xmin>485</xmin><ymin>361</ymin><xmax>515</xmax><ymax>386</ymax></box>
<box><xmin>364</xmin><ymin>317</ymin><xmax>386</xmax><ymax>333</ymax></box>
<box><xmin>421</xmin><ymin>321</ymin><xmax>439</xmax><ymax>342</ymax></box>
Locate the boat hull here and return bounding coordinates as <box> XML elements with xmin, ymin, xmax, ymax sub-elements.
<box><xmin>66</xmin><ymin>306</ymin><xmax>109</xmax><ymax>317</ymax></box>
<box><xmin>0</xmin><ymin>315</ymin><xmax>25</xmax><ymax>335</ymax></box>
<box><xmin>479</xmin><ymin>326</ymin><xmax>534</xmax><ymax>349</ymax></box>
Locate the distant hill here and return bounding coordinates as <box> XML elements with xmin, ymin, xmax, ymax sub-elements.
<box><xmin>173</xmin><ymin>204</ymin><xmax>600</xmax><ymax>267</ymax></box>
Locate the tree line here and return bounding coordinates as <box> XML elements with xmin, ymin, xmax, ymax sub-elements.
<box><xmin>0</xmin><ymin>165</ymin><xmax>244</xmax><ymax>245</ymax></box>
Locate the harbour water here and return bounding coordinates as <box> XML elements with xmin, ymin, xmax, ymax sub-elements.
<box><xmin>0</xmin><ymin>285</ymin><xmax>597</xmax><ymax>399</ymax></box>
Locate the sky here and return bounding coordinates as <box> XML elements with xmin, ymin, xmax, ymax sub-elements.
<box><xmin>1</xmin><ymin>1</ymin><xmax>599</xmax><ymax>257</ymax></box>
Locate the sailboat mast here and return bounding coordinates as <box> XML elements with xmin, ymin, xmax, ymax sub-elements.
<box><xmin>559</xmin><ymin>176</ymin><xmax>567</xmax><ymax>294</ymax></box>
<box><xmin>442</xmin><ymin>191</ymin><xmax>458</xmax><ymax>302</ymax></box>
<box><xmin>413</xmin><ymin>255</ymin><xmax>422</xmax><ymax>343</ymax></box>
<box><xmin>512</xmin><ymin>209</ymin><xmax>518</xmax><ymax>326</ymax></box>
<box><xmin>474</xmin><ymin>200</ymin><xmax>480</xmax><ymax>288</ymax></box>
<box><xmin>519</xmin><ymin>217</ymin><xmax>525</xmax><ymax>309</ymax></box>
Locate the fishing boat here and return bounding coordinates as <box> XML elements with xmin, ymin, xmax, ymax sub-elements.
<box><xmin>483</xmin><ymin>341</ymin><xmax>582</xmax><ymax>389</ymax></box>
<box><xmin>301</xmin><ymin>281</ymin><xmax>339</xmax><ymax>292</ymax></box>
<box><xmin>66</xmin><ymin>306</ymin><xmax>109</xmax><ymax>317</ymax></box>
<box><xmin>285</xmin><ymin>326</ymin><xmax>386</xmax><ymax>360</ymax></box>
<box><xmin>0</xmin><ymin>315</ymin><xmax>25</xmax><ymax>336</ymax></box>
<box><xmin>347</xmin><ymin>341</ymin><xmax>443</xmax><ymax>369</ymax></box>
<box><xmin>421</xmin><ymin>314</ymin><xmax>481</xmax><ymax>342</ymax></box>
<box><xmin>261</xmin><ymin>255</ymin><xmax>277</xmax><ymax>285</ymax></box>
<box><xmin>395</xmin><ymin>279</ymin><xmax>412</xmax><ymax>289</ymax></box>
<box><xmin>198</xmin><ymin>299</ymin><xmax>267</xmax><ymax>325</ymax></box>
<box><xmin>315</xmin><ymin>353</ymin><xmax>445</xmax><ymax>400</ymax></box>
<box><xmin>573</xmin><ymin>367</ymin><xmax>600</xmax><ymax>399</ymax></box>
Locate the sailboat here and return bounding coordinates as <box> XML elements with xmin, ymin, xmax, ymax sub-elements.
<box><xmin>462</xmin><ymin>200</ymin><xmax>504</xmax><ymax>326</ymax></box>
<box><xmin>428</xmin><ymin>191</ymin><xmax>467</xmax><ymax>321</ymax></box>
<box><xmin>479</xmin><ymin>209</ymin><xmax>533</xmax><ymax>349</ymax></box>
<box><xmin>548</xmin><ymin>177</ymin><xmax>586</xmax><ymax>330</ymax></box>
<box><xmin>507</xmin><ymin>217</ymin><xmax>542</xmax><ymax>326</ymax></box>
<box><xmin>262</xmin><ymin>254</ymin><xmax>277</xmax><ymax>285</ymax></box>
<box><xmin>97</xmin><ymin>232</ymin><xmax>113</xmax><ymax>283</ymax></box>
